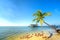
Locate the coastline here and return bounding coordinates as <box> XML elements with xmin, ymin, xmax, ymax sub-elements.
<box><xmin>6</xmin><ymin>31</ymin><xmax>60</xmax><ymax>40</ymax></box>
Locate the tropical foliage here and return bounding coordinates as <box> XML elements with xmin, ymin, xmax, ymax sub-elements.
<box><xmin>33</xmin><ymin>10</ymin><xmax>51</xmax><ymax>26</ymax></box>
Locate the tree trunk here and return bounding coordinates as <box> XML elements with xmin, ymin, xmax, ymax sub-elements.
<box><xmin>44</xmin><ymin>21</ymin><xmax>56</xmax><ymax>31</ymax></box>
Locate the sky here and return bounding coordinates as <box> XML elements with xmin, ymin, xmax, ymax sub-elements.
<box><xmin>0</xmin><ymin>0</ymin><xmax>60</xmax><ymax>26</ymax></box>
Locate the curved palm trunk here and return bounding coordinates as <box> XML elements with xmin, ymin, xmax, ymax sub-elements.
<box><xmin>44</xmin><ymin>21</ymin><xmax>56</xmax><ymax>31</ymax></box>
<box><xmin>44</xmin><ymin>21</ymin><xmax>60</xmax><ymax>33</ymax></box>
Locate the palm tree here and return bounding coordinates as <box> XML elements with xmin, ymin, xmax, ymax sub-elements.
<box><xmin>32</xmin><ymin>10</ymin><xmax>60</xmax><ymax>33</ymax></box>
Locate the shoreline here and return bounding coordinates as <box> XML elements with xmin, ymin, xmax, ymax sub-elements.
<box><xmin>6</xmin><ymin>31</ymin><xmax>60</xmax><ymax>40</ymax></box>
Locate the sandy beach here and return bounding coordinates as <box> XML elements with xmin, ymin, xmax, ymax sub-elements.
<box><xmin>6</xmin><ymin>31</ymin><xmax>60</xmax><ymax>40</ymax></box>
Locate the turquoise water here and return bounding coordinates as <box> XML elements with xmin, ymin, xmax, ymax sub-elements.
<box><xmin>0</xmin><ymin>26</ymin><xmax>59</xmax><ymax>40</ymax></box>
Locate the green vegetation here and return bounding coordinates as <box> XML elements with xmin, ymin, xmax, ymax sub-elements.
<box><xmin>33</xmin><ymin>10</ymin><xmax>51</xmax><ymax>26</ymax></box>
<box><xmin>32</xmin><ymin>10</ymin><xmax>59</xmax><ymax>33</ymax></box>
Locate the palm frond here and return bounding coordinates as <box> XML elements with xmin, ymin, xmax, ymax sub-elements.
<box><xmin>33</xmin><ymin>10</ymin><xmax>43</xmax><ymax>17</ymax></box>
<box><xmin>43</xmin><ymin>12</ymin><xmax>51</xmax><ymax>17</ymax></box>
<box><xmin>36</xmin><ymin>20</ymin><xmax>40</xmax><ymax>24</ymax></box>
<box><xmin>33</xmin><ymin>13</ymin><xmax>37</xmax><ymax>16</ymax></box>
<box><xmin>32</xmin><ymin>18</ymin><xmax>37</xmax><ymax>23</ymax></box>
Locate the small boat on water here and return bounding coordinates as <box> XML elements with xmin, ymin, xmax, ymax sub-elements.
<box><xmin>29</xmin><ymin>24</ymin><xmax>38</xmax><ymax>27</ymax></box>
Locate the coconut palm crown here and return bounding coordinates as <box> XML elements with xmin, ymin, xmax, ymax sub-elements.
<box><xmin>33</xmin><ymin>10</ymin><xmax>51</xmax><ymax>26</ymax></box>
<box><xmin>32</xmin><ymin>10</ymin><xmax>60</xmax><ymax>33</ymax></box>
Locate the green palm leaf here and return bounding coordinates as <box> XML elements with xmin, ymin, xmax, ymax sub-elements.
<box><xmin>32</xmin><ymin>10</ymin><xmax>51</xmax><ymax>26</ymax></box>
<box><xmin>32</xmin><ymin>19</ymin><xmax>36</xmax><ymax>22</ymax></box>
<box><xmin>36</xmin><ymin>20</ymin><xmax>40</xmax><ymax>24</ymax></box>
<box><xmin>43</xmin><ymin>12</ymin><xmax>51</xmax><ymax>17</ymax></box>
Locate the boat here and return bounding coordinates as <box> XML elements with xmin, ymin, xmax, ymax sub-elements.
<box><xmin>29</xmin><ymin>24</ymin><xmax>38</xmax><ymax>27</ymax></box>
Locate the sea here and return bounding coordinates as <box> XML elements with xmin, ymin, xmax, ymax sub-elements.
<box><xmin>0</xmin><ymin>26</ymin><xmax>60</xmax><ymax>40</ymax></box>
